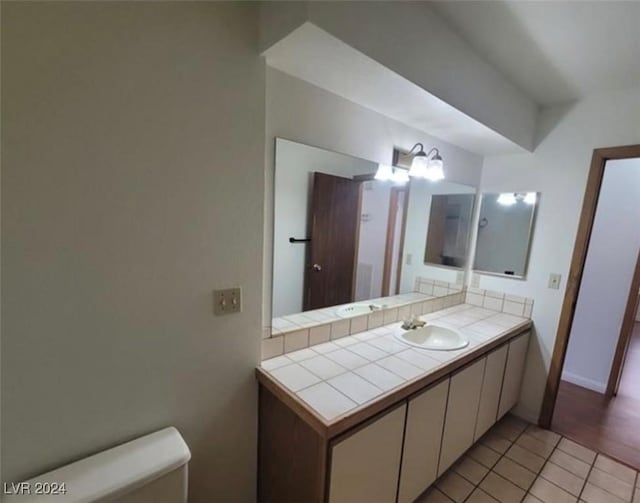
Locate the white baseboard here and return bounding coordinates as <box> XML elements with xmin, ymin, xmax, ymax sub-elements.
<box><xmin>561</xmin><ymin>371</ymin><xmax>607</xmax><ymax>394</ymax></box>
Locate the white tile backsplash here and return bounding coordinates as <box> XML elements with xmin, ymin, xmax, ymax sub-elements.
<box><xmin>262</xmin><ymin>336</ymin><xmax>283</xmax><ymax>360</ymax></box>
<box><xmin>367</xmin><ymin>310</ymin><xmax>384</xmax><ymax>329</ymax></box>
<box><xmin>349</xmin><ymin>315</ymin><xmax>368</xmax><ymax>334</ymax></box>
<box><xmin>330</xmin><ymin>319</ymin><xmax>351</xmax><ymax>340</ymax></box>
<box><xmin>483</xmin><ymin>296</ymin><xmax>504</xmax><ymax>312</ymax></box>
<box><xmin>309</xmin><ymin>324</ymin><xmax>331</xmax><ymax>346</ymax></box>
<box><xmin>503</xmin><ymin>300</ymin><xmax>525</xmax><ymax>316</ymax></box>
<box><xmin>383</xmin><ymin>308</ymin><xmax>399</xmax><ymax>324</ymax></box>
<box><xmin>263</xmin><ymin>283</ymin><xmax>532</xmax><ymax>360</ymax></box>
<box><xmin>284</xmin><ymin>329</ymin><xmax>309</xmax><ymax>353</ymax></box>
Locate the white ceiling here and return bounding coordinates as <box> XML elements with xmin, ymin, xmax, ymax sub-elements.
<box><xmin>264</xmin><ymin>23</ymin><xmax>525</xmax><ymax>156</ymax></box>
<box><xmin>429</xmin><ymin>1</ymin><xmax>640</xmax><ymax>106</ymax></box>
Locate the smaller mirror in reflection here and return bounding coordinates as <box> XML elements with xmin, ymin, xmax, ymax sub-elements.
<box><xmin>473</xmin><ymin>192</ymin><xmax>539</xmax><ymax>278</ymax></box>
<box><xmin>424</xmin><ymin>193</ymin><xmax>475</xmax><ymax>268</ymax></box>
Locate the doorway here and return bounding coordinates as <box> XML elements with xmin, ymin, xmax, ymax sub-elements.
<box><xmin>540</xmin><ymin>145</ymin><xmax>640</xmax><ymax>469</ymax></box>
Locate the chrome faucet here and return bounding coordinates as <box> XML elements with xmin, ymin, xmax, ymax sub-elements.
<box><xmin>401</xmin><ymin>317</ymin><xmax>427</xmax><ymax>330</ymax></box>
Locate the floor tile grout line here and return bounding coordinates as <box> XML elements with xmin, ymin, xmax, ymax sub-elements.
<box><xmin>459</xmin><ymin>422</ymin><xmax>531</xmax><ymax>503</ymax></box>
<box><xmin>577</xmin><ymin>449</ymin><xmax>599</xmax><ymax>502</ymax></box>
<box><xmin>533</xmin><ymin>444</ymin><xmax>588</xmax><ymax>501</ymax></box>
<box><xmin>583</xmin><ymin>455</ymin><xmax>638</xmax><ymax>502</ymax></box>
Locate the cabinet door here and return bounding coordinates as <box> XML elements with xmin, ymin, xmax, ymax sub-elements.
<box><xmin>497</xmin><ymin>332</ymin><xmax>530</xmax><ymax>419</ymax></box>
<box><xmin>398</xmin><ymin>379</ymin><xmax>449</xmax><ymax>503</ymax></box>
<box><xmin>328</xmin><ymin>404</ymin><xmax>406</xmax><ymax>503</ymax></box>
<box><xmin>474</xmin><ymin>344</ymin><xmax>509</xmax><ymax>441</ymax></box>
<box><xmin>438</xmin><ymin>357</ymin><xmax>486</xmax><ymax>476</ymax></box>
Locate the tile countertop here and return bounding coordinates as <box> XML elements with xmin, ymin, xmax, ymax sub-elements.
<box><xmin>256</xmin><ymin>303</ymin><xmax>532</xmax><ymax>439</ymax></box>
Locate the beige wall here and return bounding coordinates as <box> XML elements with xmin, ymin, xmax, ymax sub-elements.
<box><xmin>477</xmin><ymin>86</ymin><xmax>640</xmax><ymax>421</ymax></box>
<box><xmin>1</xmin><ymin>3</ymin><xmax>264</xmax><ymax>501</ymax></box>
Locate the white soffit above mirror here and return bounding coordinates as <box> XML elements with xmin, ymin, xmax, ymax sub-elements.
<box><xmin>263</xmin><ymin>23</ymin><xmax>528</xmax><ymax>156</ymax></box>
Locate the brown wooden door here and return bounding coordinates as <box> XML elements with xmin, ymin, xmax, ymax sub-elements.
<box><xmin>305</xmin><ymin>172</ymin><xmax>360</xmax><ymax>311</ymax></box>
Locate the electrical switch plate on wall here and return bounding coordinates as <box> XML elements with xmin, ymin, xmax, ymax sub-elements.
<box><xmin>548</xmin><ymin>273</ymin><xmax>562</xmax><ymax>290</ymax></box>
<box><xmin>213</xmin><ymin>287</ymin><xmax>242</xmax><ymax>315</ymax></box>
<box><xmin>471</xmin><ymin>273</ymin><xmax>481</xmax><ymax>288</ymax></box>
<box><xmin>406</xmin><ymin>254</ymin><xmax>413</xmax><ymax>265</ymax></box>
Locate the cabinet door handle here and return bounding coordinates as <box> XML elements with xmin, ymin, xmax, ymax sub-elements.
<box><xmin>312</xmin><ymin>264</ymin><xmax>322</xmax><ymax>272</ymax></box>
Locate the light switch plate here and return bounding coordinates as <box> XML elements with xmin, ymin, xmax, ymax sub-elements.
<box><xmin>471</xmin><ymin>273</ymin><xmax>481</xmax><ymax>288</ymax></box>
<box><xmin>213</xmin><ymin>287</ymin><xmax>242</xmax><ymax>315</ymax></box>
<box><xmin>406</xmin><ymin>254</ymin><xmax>413</xmax><ymax>266</ymax></box>
<box><xmin>548</xmin><ymin>273</ymin><xmax>562</xmax><ymax>290</ymax></box>
<box><xmin>456</xmin><ymin>271</ymin><xmax>464</xmax><ymax>284</ymax></box>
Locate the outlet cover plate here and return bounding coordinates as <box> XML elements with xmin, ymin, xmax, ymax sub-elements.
<box><xmin>214</xmin><ymin>287</ymin><xmax>242</xmax><ymax>315</ymax></box>
<box><xmin>548</xmin><ymin>273</ymin><xmax>562</xmax><ymax>290</ymax></box>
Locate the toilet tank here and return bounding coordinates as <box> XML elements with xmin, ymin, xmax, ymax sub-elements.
<box><xmin>4</xmin><ymin>427</ymin><xmax>191</xmax><ymax>503</ymax></box>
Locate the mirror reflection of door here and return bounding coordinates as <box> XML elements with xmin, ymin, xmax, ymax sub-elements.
<box><xmin>305</xmin><ymin>172</ymin><xmax>360</xmax><ymax>311</ymax></box>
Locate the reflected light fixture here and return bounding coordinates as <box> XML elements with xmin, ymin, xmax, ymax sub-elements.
<box><xmin>497</xmin><ymin>192</ymin><xmax>537</xmax><ymax>206</ymax></box>
<box><xmin>497</xmin><ymin>193</ymin><xmax>518</xmax><ymax>206</ymax></box>
<box><xmin>407</xmin><ymin>143</ymin><xmax>445</xmax><ymax>181</ymax></box>
<box><xmin>374</xmin><ymin>163</ymin><xmax>410</xmax><ymax>184</ymax></box>
<box><xmin>391</xmin><ymin>168</ymin><xmax>410</xmax><ymax>184</ymax></box>
<box><xmin>374</xmin><ymin>163</ymin><xmax>394</xmax><ymax>181</ymax></box>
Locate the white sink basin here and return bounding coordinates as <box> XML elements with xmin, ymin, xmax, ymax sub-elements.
<box><xmin>395</xmin><ymin>325</ymin><xmax>469</xmax><ymax>351</ymax></box>
<box><xmin>335</xmin><ymin>303</ymin><xmax>380</xmax><ymax>318</ymax></box>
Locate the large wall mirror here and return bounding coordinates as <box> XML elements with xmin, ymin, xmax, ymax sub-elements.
<box><xmin>473</xmin><ymin>192</ymin><xmax>539</xmax><ymax>278</ymax></box>
<box><xmin>272</xmin><ymin>138</ymin><xmax>477</xmax><ymax>321</ymax></box>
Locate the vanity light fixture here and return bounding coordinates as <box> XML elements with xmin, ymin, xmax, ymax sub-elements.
<box><xmin>407</xmin><ymin>143</ymin><xmax>445</xmax><ymax>181</ymax></box>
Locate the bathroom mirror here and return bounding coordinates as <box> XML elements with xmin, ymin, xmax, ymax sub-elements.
<box><xmin>272</xmin><ymin>138</ymin><xmax>477</xmax><ymax>320</ymax></box>
<box><xmin>423</xmin><ymin>193</ymin><xmax>475</xmax><ymax>268</ymax></box>
<box><xmin>473</xmin><ymin>192</ymin><xmax>539</xmax><ymax>278</ymax></box>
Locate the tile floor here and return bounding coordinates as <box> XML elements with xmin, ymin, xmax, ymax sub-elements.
<box><xmin>420</xmin><ymin>414</ymin><xmax>640</xmax><ymax>503</ymax></box>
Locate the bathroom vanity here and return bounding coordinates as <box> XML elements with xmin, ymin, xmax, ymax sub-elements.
<box><xmin>256</xmin><ymin>303</ymin><xmax>531</xmax><ymax>503</ymax></box>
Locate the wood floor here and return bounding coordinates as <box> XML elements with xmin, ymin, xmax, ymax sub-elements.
<box><xmin>552</xmin><ymin>323</ymin><xmax>640</xmax><ymax>470</ymax></box>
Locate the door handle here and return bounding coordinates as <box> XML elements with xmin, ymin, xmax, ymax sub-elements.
<box><xmin>312</xmin><ymin>264</ymin><xmax>322</xmax><ymax>272</ymax></box>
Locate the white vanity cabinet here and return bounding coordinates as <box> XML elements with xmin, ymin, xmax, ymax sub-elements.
<box><xmin>328</xmin><ymin>404</ymin><xmax>406</xmax><ymax>503</ymax></box>
<box><xmin>475</xmin><ymin>345</ymin><xmax>509</xmax><ymax>440</ymax></box>
<box><xmin>258</xmin><ymin>329</ymin><xmax>531</xmax><ymax>503</ymax></box>
<box><xmin>438</xmin><ymin>357</ymin><xmax>486</xmax><ymax>475</ymax></box>
<box><xmin>398</xmin><ymin>379</ymin><xmax>450</xmax><ymax>503</ymax></box>
<box><xmin>498</xmin><ymin>332</ymin><xmax>530</xmax><ymax>419</ymax></box>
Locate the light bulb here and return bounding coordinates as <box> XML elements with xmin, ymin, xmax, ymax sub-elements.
<box><xmin>425</xmin><ymin>157</ymin><xmax>445</xmax><ymax>181</ymax></box>
<box><xmin>408</xmin><ymin>154</ymin><xmax>428</xmax><ymax>178</ymax></box>
<box><xmin>374</xmin><ymin>164</ymin><xmax>394</xmax><ymax>181</ymax></box>
<box><xmin>497</xmin><ymin>193</ymin><xmax>517</xmax><ymax>206</ymax></box>
<box><xmin>391</xmin><ymin>168</ymin><xmax>409</xmax><ymax>184</ymax></box>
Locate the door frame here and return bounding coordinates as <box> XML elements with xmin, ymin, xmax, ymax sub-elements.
<box><xmin>381</xmin><ymin>186</ymin><xmax>409</xmax><ymax>296</ymax></box>
<box><xmin>539</xmin><ymin>144</ymin><xmax>640</xmax><ymax>428</ymax></box>
<box><xmin>606</xmin><ymin>249</ymin><xmax>640</xmax><ymax>395</ymax></box>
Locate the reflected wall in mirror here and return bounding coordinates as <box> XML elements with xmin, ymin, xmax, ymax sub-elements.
<box><xmin>424</xmin><ymin>193</ymin><xmax>475</xmax><ymax>268</ymax></box>
<box><xmin>473</xmin><ymin>192</ymin><xmax>539</xmax><ymax>278</ymax></box>
<box><xmin>272</xmin><ymin>138</ymin><xmax>477</xmax><ymax>321</ymax></box>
